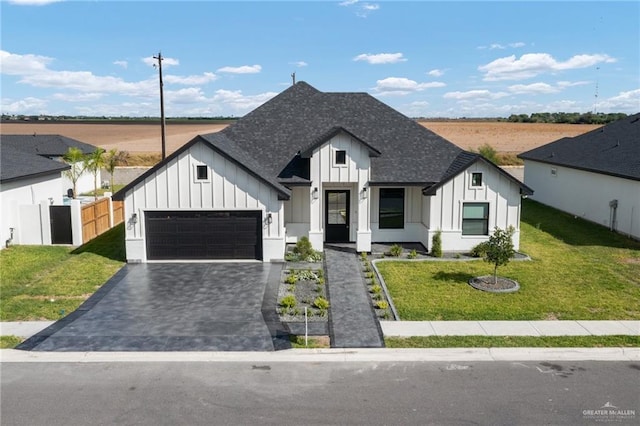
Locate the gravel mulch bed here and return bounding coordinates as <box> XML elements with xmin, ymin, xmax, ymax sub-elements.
<box><xmin>468</xmin><ymin>275</ymin><xmax>520</xmax><ymax>293</ymax></box>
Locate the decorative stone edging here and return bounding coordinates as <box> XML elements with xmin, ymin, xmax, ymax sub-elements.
<box><xmin>370</xmin><ymin>259</ymin><xmax>401</xmax><ymax>321</ymax></box>
<box><xmin>468</xmin><ymin>276</ymin><xmax>520</xmax><ymax>293</ymax></box>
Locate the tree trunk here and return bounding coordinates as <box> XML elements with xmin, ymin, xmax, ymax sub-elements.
<box><xmin>494</xmin><ymin>264</ymin><xmax>498</xmax><ymax>285</ymax></box>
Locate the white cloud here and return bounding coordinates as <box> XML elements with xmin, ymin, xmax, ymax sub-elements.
<box><xmin>164</xmin><ymin>72</ymin><xmax>217</xmax><ymax>85</ymax></box>
<box><xmin>354</xmin><ymin>53</ymin><xmax>407</xmax><ymax>65</ymax></box>
<box><xmin>8</xmin><ymin>0</ymin><xmax>61</xmax><ymax>5</ymax></box>
<box><xmin>290</xmin><ymin>61</ymin><xmax>308</xmax><ymax>67</ymax></box>
<box><xmin>165</xmin><ymin>88</ymin><xmax>208</xmax><ymax>104</ymax></box>
<box><xmin>510</xmin><ymin>42</ymin><xmax>525</xmax><ymax>48</ymax></box>
<box><xmin>479</xmin><ymin>53</ymin><xmax>616</xmax><ymax>81</ymax></box>
<box><xmin>443</xmin><ymin>90</ymin><xmax>509</xmax><ymax>100</ymax></box>
<box><xmin>508</xmin><ymin>83</ymin><xmax>559</xmax><ymax>95</ymax></box>
<box><xmin>556</xmin><ymin>80</ymin><xmax>590</xmax><ymax>88</ymax></box>
<box><xmin>374</xmin><ymin>77</ymin><xmax>445</xmax><ymax>96</ymax></box>
<box><xmin>212</xmin><ymin>89</ymin><xmax>278</xmax><ymax>111</ymax></box>
<box><xmin>141</xmin><ymin>56</ymin><xmax>179</xmax><ymax>68</ymax></box>
<box><xmin>598</xmin><ymin>88</ymin><xmax>640</xmax><ymax>112</ymax></box>
<box><xmin>427</xmin><ymin>69</ymin><xmax>444</xmax><ymax>77</ymax></box>
<box><xmin>478</xmin><ymin>41</ymin><xmax>526</xmax><ymax>50</ymax></box>
<box><xmin>113</xmin><ymin>60</ymin><xmax>128</xmax><ymax>69</ymax></box>
<box><xmin>0</xmin><ymin>50</ymin><xmax>52</xmax><ymax>75</ymax></box>
<box><xmin>18</xmin><ymin>70</ymin><xmax>157</xmax><ymax>97</ymax></box>
<box><xmin>52</xmin><ymin>92</ymin><xmax>104</xmax><ymax>102</ymax></box>
<box><xmin>1</xmin><ymin>96</ymin><xmax>48</xmax><ymax>114</ymax></box>
<box><xmin>339</xmin><ymin>0</ymin><xmax>379</xmax><ymax>18</ymax></box>
<box><xmin>217</xmin><ymin>65</ymin><xmax>262</xmax><ymax>74</ymax></box>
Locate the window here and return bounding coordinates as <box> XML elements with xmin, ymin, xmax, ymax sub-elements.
<box><xmin>379</xmin><ymin>188</ymin><xmax>404</xmax><ymax>229</ymax></box>
<box><xmin>550</xmin><ymin>167</ymin><xmax>557</xmax><ymax>177</ymax></box>
<box><xmin>196</xmin><ymin>165</ymin><xmax>208</xmax><ymax>180</ymax></box>
<box><xmin>462</xmin><ymin>203</ymin><xmax>489</xmax><ymax>235</ymax></box>
<box><xmin>471</xmin><ymin>172</ymin><xmax>483</xmax><ymax>187</ymax></box>
<box><xmin>335</xmin><ymin>150</ymin><xmax>346</xmax><ymax>165</ymax></box>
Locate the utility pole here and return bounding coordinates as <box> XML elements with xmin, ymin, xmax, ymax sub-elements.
<box><xmin>153</xmin><ymin>52</ymin><xmax>167</xmax><ymax>160</ymax></box>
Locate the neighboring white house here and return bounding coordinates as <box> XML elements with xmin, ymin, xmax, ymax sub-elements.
<box><xmin>0</xmin><ymin>134</ymin><xmax>99</xmax><ymax>248</ymax></box>
<box><xmin>114</xmin><ymin>82</ymin><xmax>532</xmax><ymax>263</ymax></box>
<box><xmin>519</xmin><ymin>113</ymin><xmax>640</xmax><ymax>240</ymax></box>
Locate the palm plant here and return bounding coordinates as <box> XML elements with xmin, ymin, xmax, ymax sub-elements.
<box><xmin>62</xmin><ymin>147</ymin><xmax>87</xmax><ymax>199</ymax></box>
<box><xmin>86</xmin><ymin>148</ymin><xmax>106</xmax><ymax>199</ymax></box>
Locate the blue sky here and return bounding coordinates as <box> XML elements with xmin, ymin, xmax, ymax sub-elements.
<box><xmin>1</xmin><ymin>1</ymin><xmax>638</xmax><ymax>118</ymax></box>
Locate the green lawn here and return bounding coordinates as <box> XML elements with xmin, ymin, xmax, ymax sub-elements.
<box><xmin>385</xmin><ymin>335</ymin><xmax>640</xmax><ymax>348</ymax></box>
<box><xmin>0</xmin><ymin>224</ymin><xmax>125</xmax><ymax>321</ymax></box>
<box><xmin>378</xmin><ymin>199</ymin><xmax>640</xmax><ymax>321</ymax></box>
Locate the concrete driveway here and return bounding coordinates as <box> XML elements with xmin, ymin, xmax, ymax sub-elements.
<box><xmin>19</xmin><ymin>263</ymin><xmax>288</xmax><ymax>352</ymax></box>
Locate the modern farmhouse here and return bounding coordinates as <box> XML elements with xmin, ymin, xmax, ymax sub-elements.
<box><xmin>519</xmin><ymin>113</ymin><xmax>639</xmax><ymax>240</ymax></box>
<box><xmin>114</xmin><ymin>82</ymin><xmax>532</xmax><ymax>262</ymax></box>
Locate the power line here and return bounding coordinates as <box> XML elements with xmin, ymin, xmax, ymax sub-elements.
<box><xmin>153</xmin><ymin>52</ymin><xmax>167</xmax><ymax>160</ymax></box>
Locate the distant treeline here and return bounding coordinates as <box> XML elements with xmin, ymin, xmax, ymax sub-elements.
<box><xmin>1</xmin><ymin>115</ymin><xmax>238</xmax><ymax>124</ymax></box>
<box><xmin>504</xmin><ymin>112</ymin><xmax>627</xmax><ymax>125</ymax></box>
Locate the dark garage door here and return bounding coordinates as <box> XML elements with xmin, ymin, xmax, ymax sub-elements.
<box><xmin>145</xmin><ymin>211</ymin><xmax>262</xmax><ymax>260</ymax></box>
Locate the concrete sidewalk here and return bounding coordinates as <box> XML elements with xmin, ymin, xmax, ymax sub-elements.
<box><xmin>3</xmin><ymin>320</ymin><xmax>638</xmax><ymax>340</ymax></box>
<box><xmin>381</xmin><ymin>320</ymin><xmax>640</xmax><ymax>337</ymax></box>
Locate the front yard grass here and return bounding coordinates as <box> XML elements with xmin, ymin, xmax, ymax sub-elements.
<box><xmin>385</xmin><ymin>335</ymin><xmax>640</xmax><ymax>348</ymax></box>
<box><xmin>0</xmin><ymin>224</ymin><xmax>125</xmax><ymax>321</ymax></box>
<box><xmin>378</xmin><ymin>199</ymin><xmax>640</xmax><ymax>320</ymax></box>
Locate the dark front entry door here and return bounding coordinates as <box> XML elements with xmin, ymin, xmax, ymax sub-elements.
<box><xmin>325</xmin><ymin>190</ymin><xmax>350</xmax><ymax>242</ymax></box>
<box><xmin>50</xmin><ymin>205</ymin><xmax>72</xmax><ymax>244</ymax></box>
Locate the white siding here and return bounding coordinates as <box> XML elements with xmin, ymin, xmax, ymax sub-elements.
<box><xmin>525</xmin><ymin>160</ymin><xmax>640</xmax><ymax>240</ymax></box>
<box><xmin>308</xmin><ymin>131</ymin><xmax>372</xmax><ymax>251</ymax></box>
<box><xmin>370</xmin><ymin>186</ymin><xmax>429</xmax><ymax>247</ymax></box>
<box><xmin>284</xmin><ymin>186</ymin><xmax>311</xmax><ymax>242</ymax></box>
<box><xmin>0</xmin><ymin>174</ymin><xmax>63</xmax><ymax>248</ymax></box>
<box><xmin>122</xmin><ymin>140</ymin><xmax>285</xmax><ymax>262</ymax></box>
<box><xmin>426</xmin><ymin>161</ymin><xmax>523</xmax><ymax>251</ymax></box>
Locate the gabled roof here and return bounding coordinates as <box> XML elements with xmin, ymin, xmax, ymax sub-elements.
<box><xmin>518</xmin><ymin>113</ymin><xmax>640</xmax><ymax>181</ymax></box>
<box><xmin>0</xmin><ymin>143</ymin><xmax>70</xmax><ymax>183</ymax></box>
<box><xmin>422</xmin><ymin>151</ymin><xmax>534</xmax><ymax>196</ymax></box>
<box><xmin>112</xmin><ymin>134</ymin><xmax>291</xmax><ymax>201</ymax></box>
<box><xmin>1</xmin><ymin>134</ymin><xmax>97</xmax><ymax>157</ymax></box>
<box><xmin>220</xmin><ymin>81</ymin><xmax>464</xmax><ymax>185</ymax></box>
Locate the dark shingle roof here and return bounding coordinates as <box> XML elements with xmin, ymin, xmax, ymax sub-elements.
<box><xmin>1</xmin><ymin>143</ymin><xmax>70</xmax><ymax>183</ymax></box>
<box><xmin>220</xmin><ymin>81</ymin><xmax>464</xmax><ymax>185</ymax></box>
<box><xmin>518</xmin><ymin>113</ymin><xmax>640</xmax><ymax>181</ymax></box>
<box><xmin>1</xmin><ymin>134</ymin><xmax>97</xmax><ymax>157</ymax></box>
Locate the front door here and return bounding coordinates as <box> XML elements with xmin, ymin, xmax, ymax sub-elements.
<box><xmin>325</xmin><ymin>190</ymin><xmax>350</xmax><ymax>242</ymax></box>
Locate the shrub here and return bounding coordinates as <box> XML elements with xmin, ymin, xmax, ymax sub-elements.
<box><xmin>407</xmin><ymin>249</ymin><xmax>417</xmax><ymax>259</ymax></box>
<box><xmin>371</xmin><ymin>284</ymin><xmax>382</xmax><ymax>294</ymax></box>
<box><xmin>375</xmin><ymin>300</ymin><xmax>389</xmax><ymax>310</ymax></box>
<box><xmin>470</xmin><ymin>241</ymin><xmax>490</xmax><ymax>258</ymax></box>
<box><xmin>313</xmin><ymin>296</ymin><xmax>330</xmax><ymax>310</ymax></box>
<box><xmin>389</xmin><ymin>244</ymin><xmax>403</xmax><ymax>257</ymax></box>
<box><xmin>477</xmin><ymin>143</ymin><xmax>499</xmax><ymax>164</ymax></box>
<box><xmin>279</xmin><ymin>295</ymin><xmax>297</xmax><ymax>309</ymax></box>
<box><xmin>285</xmin><ymin>274</ymin><xmax>297</xmax><ymax>285</ymax></box>
<box><xmin>431</xmin><ymin>230</ymin><xmax>443</xmax><ymax>258</ymax></box>
<box><xmin>360</xmin><ymin>252</ymin><xmax>368</xmax><ymax>261</ymax></box>
<box><xmin>297</xmin><ymin>269</ymin><xmax>318</xmax><ymax>281</ymax></box>
<box><xmin>364</xmin><ymin>271</ymin><xmax>374</xmax><ymax>279</ymax></box>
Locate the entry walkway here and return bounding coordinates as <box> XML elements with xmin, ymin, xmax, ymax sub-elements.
<box><xmin>324</xmin><ymin>245</ymin><xmax>384</xmax><ymax>348</ymax></box>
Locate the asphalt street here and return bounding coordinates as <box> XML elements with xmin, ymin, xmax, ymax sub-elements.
<box><xmin>2</xmin><ymin>360</ymin><xmax>638</xmax><ymax>425</ymax></box>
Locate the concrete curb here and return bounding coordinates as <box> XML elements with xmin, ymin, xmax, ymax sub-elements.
<box><xmin>1</xmin><ymin>347</ymin><xmax>638</xmax><ymax>363</ymax></box>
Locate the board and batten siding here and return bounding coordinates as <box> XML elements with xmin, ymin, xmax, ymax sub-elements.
<box><xmin>283</xmin><ymin>186</ymin><xmax>311</xmax><ymax>242</ymax></box>
<box><xmin>123</xmin><ymin>140</ymin><xmax>285</xmax><ymax>262</ymax></box>
<box><xmin>524</xmin><ymin>160</ymin><xmax>640</xmax><ymax>240</ymax></box>
<box><xmin>370</xmin><ymin>186</ymin><xmax>429</xmax><ymax>247</ymax></box>
<box><xmin>308</xmin><ymin>131</ymin><xmax>372</xmax><ymax>251</ymax></box>
<box><xmin>426</xmin><ymin>161</ymin><xmax>523</xmax><ymax>251</ymax></box>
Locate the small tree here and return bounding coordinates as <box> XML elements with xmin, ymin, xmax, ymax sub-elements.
<box><xmin>62</xmin><ymin>147</ymin><xmax>87</xmax><ymax>199</ymax></box>
<box><xmin>86</xmin><ymin>148</ymin><xmax>106</xmax><ymax>200</ymax></box>
<box><xmin>483</xmin><ymin>226</ymin><xmax>515</xmax><ymax>284</ymax></box>
<box><xmin>477</xmin><ymin>143</ymin><xmax>499</xmax><ymax>164</ymax></box>
<box><xmin>104</xmin><ymin>149</ymin><xmax>128</xmax><ymax>191</ymax></box>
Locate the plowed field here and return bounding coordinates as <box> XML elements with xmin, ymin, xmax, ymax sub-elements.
<box><xmin>2</xmin><ymin>121</ymin><xmax>600</xmax><ymax>154</ymax></box>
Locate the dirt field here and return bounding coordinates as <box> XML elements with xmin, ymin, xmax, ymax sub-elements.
<box><xmin>2</xmin><ymin>121</ymin><xmax>600</xmax><ymax>155</ymax></box>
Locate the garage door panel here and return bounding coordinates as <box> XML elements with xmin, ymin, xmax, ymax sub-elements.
<box><xmin>146</xmin><ymin>211</ymin><xmax>262</xmax><ymax>260</ymax></box>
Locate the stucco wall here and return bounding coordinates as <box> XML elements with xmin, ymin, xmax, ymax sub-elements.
<box><xmin>524</xmin><ymin>160</ymin><xmax>640</xmax><ymax>240</ymax></box>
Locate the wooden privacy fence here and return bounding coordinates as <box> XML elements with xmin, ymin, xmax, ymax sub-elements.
<box><xmin>81</xmin><ymin>197</ymin><xmax>125</xmax><ymax>244</ymax></box>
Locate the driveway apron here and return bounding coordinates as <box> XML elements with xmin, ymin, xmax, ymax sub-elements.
<box><xmin>324</xmin><ymin>245</ymin><xmax>384</xmax><ymax>348</ymax></box>
<box><xmin>21</xmin><ymin>263</ymin><xmax>281</xmax><ymax>352</ymax></box>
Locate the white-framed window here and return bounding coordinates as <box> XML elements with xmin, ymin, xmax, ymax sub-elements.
<box><xmin>334</xmin><ymin>149</ymin><xmax>347</xmax><ymax>166</ymax></box>
<box><xmin>462</xmin><ymin>202</ymin><xmax>489</xmax><ymax>235</ymax></box>
<box><xmin>550</xmin><ymin>167</ymin><xmax>557</xmax><ymax>177</ymax></box>
<box><xmin>194</xmin><ymin>164</ymin><xmax>210</xmax><ymax>182</ymax></box>
<box><xmin>470</xmin><ymin>172</ymin><xmax>483</xmax><ymax>187</ymax></box>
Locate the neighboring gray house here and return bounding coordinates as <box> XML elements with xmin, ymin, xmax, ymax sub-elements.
<box><xmin>115</xmin><ymin>82</ymin><xmax>532</xmax><ymax>262</ymax></box>
<box><xmin>519</xmin><ymin>113</ymin><xmax>640</xmax><ymax>240</ymax></box>
<box><xmin>0</xmin><ymin>134</ymin><xmax>97</xmax><ymax>248</ymax></box>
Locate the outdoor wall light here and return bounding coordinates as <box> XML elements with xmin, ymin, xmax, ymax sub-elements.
<box><xmin>312</xmin><ymin>187</ymin><xmax>319</xmax><ymax>200</ymax></box>
<box><xmin>361</xmin><ymin>186</ymin><xmax>368</xmax><ymax>200</ymax></box>
<box><xmin>266</xmin><ymin>213</ymin><xmax>273</xmax><ymax>225</ymax></box>
<box><xmin>131</xmin><ymin>213</ymin><xmax>138</xmax><ymax>224</ymax></box>
<box><xmin>48</xmin><ymin>197</ymin><xmax>54</xmax><ymax>205</ymax></box>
